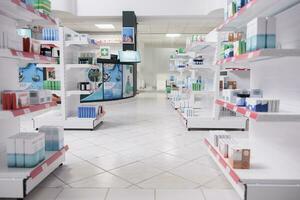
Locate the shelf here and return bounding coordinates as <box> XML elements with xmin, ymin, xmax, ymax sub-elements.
<box><xmin>36</xmin><ymin>40</ymin><xmax>61</xmax><ymax>47</ymax></box>
<box><xmin>216</xmin><ymin>49</ymin><xmax>300</xmax><ymax>65</ymax></box>
<box><xmin>0</xmin><ymin>146</ymin><xmax>68</xmax><ymax>198</ymax></box>
<box><xmin>216</xmin><ymin>99</ymin><xmax>300</xmax><ymax>122</ymax></box>
<box><xmin>217</xmin><ymin>0</ymin><xmax>300</xmax><ymax>31</ymax></box>
<box><xmin>0</xmin><ymin>0</ymin><xmax>56</xmax><ymax>25</ymax></box>
<box><xmin>66</xmin><ymin>64</ymin><xmax>98</xmax><ymax>70</ymax></box>
<box><xmin>66</xmin><ymin>90</ymin><xmax>92</xmax><ymax>96</ymax></box>
<box><xmin>36</xmin><ymin>64</ymin><xmax>61</xmax><ymax>69</ymax></box>
<box><xmin>65</xmin><ymin>41</ymin><xmax>99</xmax><ymax>49</ymax></box>
<box><xmin>0</xmin><ymin>102</ymin><xmax>57</xmax><ymax>118</ymax></box>
<box><xmin>191</xmin><ymin>90</ymin><xmax>215</xmax><ymax>95</ymax></box>
<box><xmin>186</xmin><ymin>41</ymin><xmax>215</xmax><ymax>52</ymax></box>
<box><xmin>0</xmin><ymin>49</ymin><xmax>57</xmax><ymax>64</ymax></box>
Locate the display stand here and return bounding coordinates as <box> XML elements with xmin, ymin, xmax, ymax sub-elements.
<box><xmin>33</xmin><ymin>27</ymin><xmax>105</xmax><ymax>130</ymax></box>
<box><xmin>0</xmin><ymin>1</ymin><xmax>68</xmax><ymax>198</ymax></box>
<box><xmin>204</xmin><ymin>1</ymin><xmax>300</xmax><ymax>199</ymax></box>
<box><xmin>168</xmin><ymin>32</ymin><xmax>247</xmax><ymax>131</ymax></box>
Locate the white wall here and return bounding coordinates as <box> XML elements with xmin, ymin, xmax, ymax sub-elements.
<box><xmin>51</xmin><ymin>0</ymin><xmax>77</xmax><ymax>15</ymax></box>
<box><xmin>53</xmin><ymin>0</ymin><xmax>223</xmax><ymax>17</ymax></box>
<box><xmin>141</xmin><ymin>46</ymin><xmax>177</xmax><ymax>89</ymax></box>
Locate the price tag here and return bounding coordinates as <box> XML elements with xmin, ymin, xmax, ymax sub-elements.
<box><xmin>231</xmin><ymin>57</ymin><xmax>236</xmax><ymax>62</ymax></box>
<box><xmin>45</xmin><ymin>104</ymin><xmax>50</xmax><ymax>109</ymax></box>
<box><xmin>24</xmin><ymin>108</ymin><xmax>30</xmax><ymax>114</ymax></box>
<box><xmin>16</xmin><ymin>51</ymin><xmax>23</xmax><ymax>57</ymax></box>
<box><xmin>233</xmin><ymin>106</ymin><xmax>238</xmax><ymax>112</ymax></box>
<box><xmin>245</xmin><ymin>111</ymin><xmax>251</xmax><ymax>117</ymax></box>
<box><xmin>225</xmin><ymin>166</ymin><xmax>231</xmax><ymax>173</ymax></box>
<box><xmin>224</xmin><ymin>103</ymin><xmax>228</xmax><ymax>108</ymax></box>
<box><xmin>20</xmin><ymin>2</ymin><xmax>27</xmax><ymax>9</ymax></box>
<box><xmin>248</xmin><ymin>52</ymin><xmax>254</xmax><ymax>59</ymax></box>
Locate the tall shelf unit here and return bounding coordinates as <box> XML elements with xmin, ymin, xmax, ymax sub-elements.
<box><xmin>205</xmin><ymin>1</ymin><xmax>300</xmax><ymax>199</ymax></box>
<box><xmin>168</xmin><ymin>33</ymin><xmax>247</xmax><ymax>130</ymax></box>
<box><xmin>0</xmin><ymin>0</ymin><xmax>68</xmax><ymax>198</ymax></box>
<box><xmin>34</xmin><ymin>27</ymin><xmax>105</xmax><ymax>130</ymax></box>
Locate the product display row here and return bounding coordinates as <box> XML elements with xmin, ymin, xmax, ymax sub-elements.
<box><xmin>210</xmin><ymin>131</ymin><xmax>250</xmax><ymax>169</ymax></box>
<box><xmin>6</xmin><ymin>126</ymin><xmax>64</xmax><ymax>168</ymax></box>
<box><xmin>220</xmin><ymin>16</ymin><xmax>276</xmax><ymax>60</ymax></box>
<box><xmin>77</xmin><ymin>105</ymin><xmax>103</xmax><ymax>119</ymax></box>
<box><xmin>2</xmin><ymin>90</ymin><xmax>52</xmax><ymax>110</ymax></box>
<box><xmin>225</xmin><ymin>0</ymin><xmax>253</xmax><ymax>20</ymax></box>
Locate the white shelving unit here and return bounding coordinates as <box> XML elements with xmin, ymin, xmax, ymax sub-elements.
<box><xmin>205</xmin><ymin>1</ymin><xmax>300</xmax><ymax>200</ymax></box>
<box><xmin>33</xmin><ymin>27</ymin><xmax>105</xmax><ymax>130</ymax></box>
<box><xmin>0</xmin><ymin>1</ymin><xmax>67</xmax><ymax>198</ymax></box>
<box><xmin>169</xmin><ymin>35</ymin><xmax>247</xmax><ymax>130</ymax></box>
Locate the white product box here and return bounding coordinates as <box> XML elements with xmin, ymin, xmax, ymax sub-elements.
<box><xmin>266</xmin><ymin>17</ymin><xmax>276</xmax><ymax>48</ymax></box>
<box><xmin>247</xmin><ymin>17</ymin><xmax>267</xmax><ymax>51</ymax></box>
<box><xmin>15</xmin><ymin>136</ymin><xmax>25</xmax><ymax>167</ymax></box>
<box><xmin>210</xmin><ymin>131</ymin><xmax>231</xmax><ymax>147</ymax></box>
<box><xmin>222</xmin><ymin>89</ymin><xmax>241</xmax><ymax>103</ymax></box>
<box><xmin>6</xmin><ymin>135</ymin><xmax>17</xmax><ymax>167</ymax></box>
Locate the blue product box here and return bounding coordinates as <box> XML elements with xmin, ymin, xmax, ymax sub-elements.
<box><xmin>251</xmin><ymin>34</ymin><xmax>266</xmax><ymax>51</ymax></box>
<box><xmin>7</xmin><ymin>154</ymin><xmax>16</xmax><ymax>167</ymax></box>
<box><xmin>25</xmin><ymin>153</ymin><xmax>39</xmax><ymax>168</ymax></box>
<box><xmin>266</xmin><ymin>34</ymin><xmax>276</xmax><ymax>49</ymax></box>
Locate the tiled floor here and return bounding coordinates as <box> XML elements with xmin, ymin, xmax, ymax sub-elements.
<box><xmin>22</xmin><ymin>92</ymin><xmax>240</xmax><ymax>200</ymax></box>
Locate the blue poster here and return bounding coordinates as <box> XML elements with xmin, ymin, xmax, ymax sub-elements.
<box><xmin>103</xmin><ymin>64</ymin><xmax>122</xmax><ymax>100</ymax></box>
<box><xmin>19</xmin><ymin>63</ymin><xmax>44</xmax><ymax>90</ymax></box>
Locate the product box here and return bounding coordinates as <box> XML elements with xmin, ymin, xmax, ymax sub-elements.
<box><xmin>29</xmin><ymin>90</ymin><xmax>51</xmax><ymax>105</ymax></box>
<box><xmin>209</xmin><ymin>131</ymin><xmax>231</xmax><ymax>147</ymax></box>
<box><xmin>218</xmin><ymin>138</ymin><xmax>237</xmax><ymax>158</ymax></box>
<box><xmin>78</xmin><ymin>106</ymin><xmax>99</xmax><ymax>118</ymax></box>
<box><xmin>15</xmin><ymin>136</ymin><xmax>25</xmax><ymax>168</ymax></box>
<box><xmin>222</xmin><ymin>89</ymin><xmax>241</xmax><ymax>103</ymax></box>
<box><xmin>24</xmin><ymin>135</ymin><xmax>40</xmax><ymax>168</ymax></box>
<box><xmin>247</xmin><ymin>17</ymin><xmax>267</xmax><ymax>51</ymax></box>
<box><xmin>39</xmin><ymin>126</ymin><xmax>64</xmax><ymax>151</ymax></box>
<box><xmin>2</xmin><ymin>91</ymin><xmax>30</xmax><ymax>110</ymax></box>
<box><xmin>6</xmin><ymin>135</ymin><xmax>17</xmax><ymax>167</ymax></box>
<box><xmin>229</xmin><ymin>146</ymin><xmax>251</xmax><ymax>169</ymax></box>
<box><xmin>266</xmin><ymin>17</ymin><xmax>276</xmax><ymax>49</ymax></box>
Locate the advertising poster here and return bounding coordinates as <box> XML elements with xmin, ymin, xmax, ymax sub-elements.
<box><xmin>103</xmin><ymin>63</ymin><xmax>122</xmax><ymax>100</ymax></box>
<box><xmin>123</xmin><ymin>65</ymin><xmax>134</xmax><ymax>98</ymax></box>
<box><xmin>122</xmin><ymin>27</ymin><xmax>135</xmax><ymax>44</ymax></box>
<box><xmin>19</xmin><ymin>63</ymin><xmax>44</xmax><ymax>90</ymax></box>
<box><xmin>80</xmin><ymin>65</ymin><xmax>104</xmax><ymax>102</ymax></box>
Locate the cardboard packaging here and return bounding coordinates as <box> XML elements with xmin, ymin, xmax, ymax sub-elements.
<box><xmin>39</xmin><ymin>126</ymin><xmax>64</xmax><ymax>151</ymax></box>
<box><xmin>247</xmin><ymin>17</ymin><xmax>267</xmax><ymax>51</ymax></box>
<box><xmin>229</xmin><ymin>147</ymin><xmax>251</xmax><ymax>169</ymax></box>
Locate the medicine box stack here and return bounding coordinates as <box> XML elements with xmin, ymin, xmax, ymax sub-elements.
<box><xmin>42</xmin><ymin>28</ymin><xmax>59</xmax><ymax>41</ymax></box>
<box><xmin>6</xmin><ymin>133</ymin><xmax>45</xmax><ymax>168</ymax></box>
<box><xmin>229</xmin><ymin>146</ymin><xmax>251</xmax><ymax>169</ymax></box>
<box><xmin>43</xmin><ymin>80</ymin><xmax>61</xmax><ymax>90</ymax></box>
<box><xmin>184</xmin><ymin>108</ymin><xmax>194</xmax><ymax>117</ymax></box>
<box><xmin>219</xmin><ymin>138</ymin><xmax>237</xmax><ymax>158</ymax></box>
<box><xmin>246</xmin><ymin>98</ymin><xmax>280</xmax><ymax>112</ymax></box>
<box><xmin>209</xmin><ymin>131</ymin><xmax>232</xmax><ymax>147</ymax></box>
<box><xmin>29</xmin><ymin>90</ymin><xmax>52</xmax><ymax>105</ymax></box>
<box><xmin>33</xmin><ymin>0</ymin><xmax>52</xmax><ymax>16</ymax></box>
<box><xmin>39</xmin><ymin>126</ymin><xmax>64</xmax><ymax>151</ymax></box>
<box><xmin>2</xmin><ymin>91</ymin><xmax>30</xmax><ymax>110</ymax></box>
<box><xmin>246</xmin><ymin>17</ymin><xmax>276</xmax><ymax>52</ymax></box>
<box><xmin>225</xmin><ymin>0</ymin><xmax>252</xmax><ymax>20</ymax></box>
<box><xmin>78</xmin><ymin>105</ymin><xmax>100</xmax><ymax>118</ymax></box>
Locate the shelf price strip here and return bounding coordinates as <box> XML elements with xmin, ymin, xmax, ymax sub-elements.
<box><xmin>11</xmin><ymin>0</ymin><xmax>56</xmax><ymax>24</ymax></box>
<box><xmin>217</xmin><ymin>0</ymin><xmax>257</xmax><ymax>31</ymax></box>
<box><xmin>12</xmin><ymin>102</ymin><xmax>57</xmax><ymax>117</ymax></box>
<box><xmin>216</xmin><ymin>50</ymin><xmax>262</xmax><ymax>65</ymax></box>
<box><xmin>204</xmin><ymin>138</ymin><xmax>240</xmax><ymax>183</ymax></box>
<box><xmin>30</xmin><ymin>145</ymin><xmax>69</xmax><ymax>179</ymax></box>
<box><xmin>215</xmin><ymin>99</ymin><xmax>258</xmax><ymax>120</ymax></box>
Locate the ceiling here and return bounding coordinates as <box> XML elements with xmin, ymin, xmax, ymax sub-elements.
<box><xmin>53</xmin><ymin>9</ymin><xmax>223</xmax><ymax>47</ymax></box>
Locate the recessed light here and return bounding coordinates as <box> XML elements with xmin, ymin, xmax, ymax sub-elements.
<box><xmin>95</xmin><ymin>24</ymin><xmax>115</xmax><ymax>29</ymax></box>
<box><xmin>166</xmin><ymin>33</ymin><xmax>181</xmax><ymax>38</ymax></box>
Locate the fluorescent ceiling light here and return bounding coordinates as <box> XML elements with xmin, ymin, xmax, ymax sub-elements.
<box><xmin>95</xmin><ymin>24</ymin><xmax>115</xmax><ymax>29</ymax></box>
<box><xmin>166</xmin><ymin>33</ymin><xmax>181</xmax><ymax>38</ymax></box>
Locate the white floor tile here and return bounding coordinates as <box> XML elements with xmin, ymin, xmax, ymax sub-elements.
<box><xmin>170</xmin><ymin>161</ymin><xmax>221</xmax><ymax>185</ymax></box>
<box><xmin>202</xmin><ymin>175</ymin><xmax>233</xmax><ymax>189</ymax></box>
<box><xmin>56</xmin><ymin>188</ymin><xmax>108</xmax><ymax>200</ymax></box>
<box><xmin>87</xmin><ymin>153</ymin><xmax>139</xmax><ymax>171</ymax></box>
<box><xmin>110</xmin><ymin>162</ymin><xmax>163</xmax><ymax>184</ymax></box>
<box><xmin>38</xmin><ymin>174</ymin><xmax>67</xmax><ymax>188</ymax></box>
<box><xmin>106</xmin><ymin>189</ymin><xmax>154</xmax><ymax>200</ymax></box>
<box><xmin>141</xmin><ymin>153</ymin><xmax>187</xmax><ymax>171</ymax></box>
<box><xmin>54</xmin><ymin>161</ymin><xmax>105</xmax><ymax>184</ymax></box>
<box><xmin>156</xmin><ymin>189</ymin><xmax>205</xmax><ymax>200</ymax></box>
<box><xmin>202</xmin><ymin>189</ymin><xmax>240</xmax><ymax>200</ymax></box>
<box><xmin>25</xmin><ymin>188</ymin><xmax>63</xmax><ymax>200</ymax></box>
<box><xmin>70</xmin><ymin>172</ymin><xmax>131</xmax><ymax>188</ymax></box>
<box><xmin>138</xmin><ymin>172</ymin><xmax>198</xmax><ymax>189</ymax></box>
